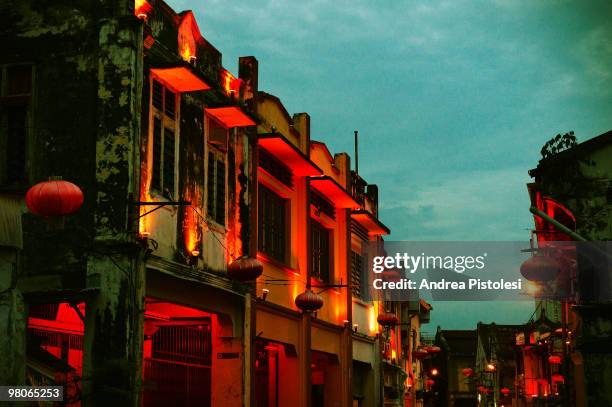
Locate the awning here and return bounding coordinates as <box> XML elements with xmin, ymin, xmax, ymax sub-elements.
<box><xmin>205</xmin><ymin>107</ymin><xmax>256</xmax><ymax>128</ymax></box>
<box><xmin>151</xmin><ymin>67</ymin><xmax>211</xmax><ymax>92</ymax></box>
<box><xmin>258</xmin><ymin>134</ymin><xmax>322</xmax><ymax>176</ymax></box>
<box><xmin>351</xmin><ymin>210</ymin><xmax>390</xmax><ymax>236</ymax></box>
<box><xmin>310</xmin><ymin>176</ymin><xmax>360</xmax><ymax>209</ymax></box>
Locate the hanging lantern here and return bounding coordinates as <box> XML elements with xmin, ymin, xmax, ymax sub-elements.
<box><xmin>501</xmin><ymin>387</ymin><xmax>511</xmax><ymax>396</ymax></box>
<box><xmin>377</xmin><ymin>311</ymin><xmax>399</xmax><ymax>327</ymax></box>
<box><xmin>477</xmin><ymin>385</ymin><xmax>486</xmax><ymax>393</ymax></box>
<box><xmin>25</xmin><ymin>179</ymin><xmax>84</xmax><ymax>217</ymax></box>
<box><xmin>412</xmin><ymin>348</ymin><xmax>428</xmax><ymax>360</ymax></box>
<box><xmin>462</xmin><ymin>367</ymin><xmax>474</xmax><ymax>377</ymax></box>
<box><xmin>227</xmin><ymin>256</ymin><xmax>263</xmax><ymax>281</ymax></box>
<box><xmin>552</xmin><ymin>373</ymin><xmax>564</xmax><ymax>383</ymax></box>
<box><xmin>425</xmin><ymin>379</ymin><xmax>435</xmax><ymax>387</ymax></box>
<box><xmin>426</xmin><ymin>345</ymin><xmax>441</xmax><ymax>354</ymax></box>
<box><xmin>520</xmin><ymin>254</ymin><xmax>560</xmax><ymax>282</ymax></box>
<box><xmin>548</xmin><ymin>355</ymin><xmax>562</xmax><ymax>364</ymax></box>
<box><xmin>294</xmin><ymin>289</ymin><xmax>323</xmax><ymax>312</ymax></box>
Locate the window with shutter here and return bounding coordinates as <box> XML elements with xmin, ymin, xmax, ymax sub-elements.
<box><xmin>163</xmin><ymin>128</ymin><xmax>175</xmax><ymax>197</ymax></box>
<box><xmin>207</xmin><ymin>150</ymin><xmax>226</xmax><ymax>225</ymax></box>
<box><xmin>311</xmin><ymin>190</ymin><xmax>335</xmax><ymax>219</ymax></box>
<box><xmin>258</xmin><ymin>184</ymin><xmax>287</xmax><ymax>263</ymax></box>
<box><xmin>149</xmin><ymin>77</ymin><xmax>178</xmax><ymax>198</ymax></box>
<box><xmin>152</xmin><ymin>118</ymin><xmax>162</xmax><ymax>191</ymax></box>
<box><xmin>0</xmin><ymin>64</ymin><xmax>33</xmax><ymax>186</ymax></box>
<box><xmin>258</xmin><ymin>148</ymin><xmax>293</xmax><ymax>188</ymax></box>
<box><xmin>311</xmin><ymin>220</ymin><xmax>331</xmax><ymax>283</ymax></box>
<box><xmin>208</xmin><ymin>117</ymin><xmax>227</xmax><ymax>150</ymax></box>
<box><xmin>351</xmin><ymin>251</ymin><xmax>365</xmax><ymax>298</ymax></box>
<box><xmin>215</xmin><ymin>158</ymin><xmax>225</xmax><ymax>225</ymax></box>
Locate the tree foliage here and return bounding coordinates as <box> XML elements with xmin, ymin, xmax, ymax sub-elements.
<box><xmin>540</xmin><ymin>131</ymin><xmax>577</xmax><ymax>159</ymax></box>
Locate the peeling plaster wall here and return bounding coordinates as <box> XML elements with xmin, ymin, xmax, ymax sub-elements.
<box><xmin>1</xmin><ymin>0</ymin><xmax>147</xmax><ymax>402</ymax></box>
<box><xmin>1</xmin><ymin>0</ymin><xmax>255</xmax><ymax>402</ymax></box>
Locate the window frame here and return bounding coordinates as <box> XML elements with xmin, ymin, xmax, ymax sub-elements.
<box><xmin>351</xmin><ymin>250</ymin><xmax>366</xmax><ymax>299</ymax></box>
<box><xmin>0</xmin><ymin>63</ymin><xmax>35</xmax><ymax>188</ymax></box>
<box><xmin>310</xmin><ymin>218</ymin><xmax>333</xmax><ymax>283</ymax></box>
<box><xmin>257</xmin><ymin>183</ymin><xmax>289</xmax><ymax>264</ymax></box>
<box><xmin>149</xmin><ymin>75</ymin><xmax>179</xmax><ymax>200</ymax></box>
<box><xmin>205</xmin><ymin>115</ymin><xmax>228</xmax><ymax>227</ymax></box>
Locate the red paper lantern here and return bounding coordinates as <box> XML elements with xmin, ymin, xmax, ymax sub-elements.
<box><xmin>520</xmin><ymin>255</ymin><xmax>560</xmax><ymax>282</ymax></box>
<box><xmin>426</xmin><ymin>345</ymin><xmax>441</xmax><ymax>354</ymax></box>
<box><xmin>227</xmin><ymin>256</ymin><xmax>263</xmax><ymax>281</ymax></box>
<box><xmin>548</xmin><ymin>355</ymin><xmax>562</xmax><ymax>364</ymax></box>
<box><xmin>501</xmin><ymin>387</ymin><xmax>511</xmax><ymax>396</ymax></box>
<box><xmin>477</xmin><ymin>386</ymin><xmax>486</xmax><ymax>393</ymax></box>
<box><xmin>412</xmin><ymin>348</ymin><xmax>428</xmax><ymax>360</ymax></box>
<box><xmin>462</xmin><ymin>367</ymin><xmax>474</xmax><ymax>377</ymax></box>
<box><xmin>25</xmin><ymin>179</ymin><xmax>83</xmax><ymax>217</ymax></box>
<box><xmin>295</xmin><ymin>289</ymin><xmax>324</xmax><ymax>312</ymax></box>
<box><xmin>426</xmin><ymin>379</ymin><xmax>435</xmax><ymax>387</ymax></box>
<box><xmin>377</xmin><ymin>311</ymin><xmax>399</xmax><ymax>327</ymax></box>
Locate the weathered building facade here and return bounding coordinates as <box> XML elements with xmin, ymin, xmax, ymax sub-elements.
<box><xmin>0</xmin><ymin>0</ymin><xmax>420</xmax><ymax>406</ymax></box>
<box><xmin>524</xmin><ymin>130</ymin><xmax>612</xmax><ymax>406</ymax></box>
<box><xmin>1</xmin><ymin>0</ymin><xmax>257</xmax><ymax>405</ymax></box>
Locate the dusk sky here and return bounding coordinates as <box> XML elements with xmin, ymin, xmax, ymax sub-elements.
<box><xmin>168</xmin><ymin>0</ymin><xmax>612</xmax><ymax>330</ymax></box>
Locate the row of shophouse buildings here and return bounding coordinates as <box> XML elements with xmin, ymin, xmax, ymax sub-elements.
<box><xmin>0</xmin><ymin>0</ymin><xmax>439</xmax><ymax>406</ymax></box>
<box><xmin>431</xmin><ymin>130</ymin><xmax>612</xmax><ymax>407</ymax></box>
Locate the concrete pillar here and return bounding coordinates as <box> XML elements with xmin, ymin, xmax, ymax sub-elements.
<box><xmin>80</xmin><ymin>8</ymin><xmax>144</xmax><ymax>405</ymax></box>
<box><xmin>82</xmin><ymin>251</ymin><xmax>145</xmax><ymax>406</ymax></box>
<box><xmin>341</xmin><ymin>327</ymin><xmax>353</xmax><ymax>407</ymax></box>
<box><xmin>244</xmin><ymin>293</ymin><xmax>255</xmax><ymax>407</ymax></box>
<box><xmin>0</xmin><ymin>247</ymin><xmax>26</xmax><ymax>388</ymax></box>
<box><xmin>300</xmin><ymin>313</ymin><xmax>312</xmax><ymax>407</ymax></box>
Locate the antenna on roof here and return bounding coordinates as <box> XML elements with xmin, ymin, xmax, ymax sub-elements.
<box><xmin>354</xmin><ymin>130</ymin><xmax>359</xmax><ymax>176</ymax></box>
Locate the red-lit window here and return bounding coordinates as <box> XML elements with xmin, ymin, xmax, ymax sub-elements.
<box><xmin>259</xmin><ymin>148</ymin><xmax>293</xmax><ymax>188</ymax></box>
<box><xmin>311</xmin><ymin>190</ymin><xmax>335</xmax><ymax>219</ymax></box>
<box><xmin>311</xmin><ymin>220</ymin><xmax>331</xmax><ymax>283</ymax></box>
<box><xmin>0</xmin><ymin>64</ymin><xmax>33</xmax><ymax>186</ymax></box>
<box><xmin>143</xmin><ymin>300</ymin><xmax>212</xmax><ymax>407</ymax></box>
<box><xmin>27</xmin><ymin>302</ymin><xmax>84</xmax><ymax>405</ymax></box>
<box><xmin>150</xmin><ymin>78</ymin><xmax>178</xmax><ymax>198</ymax></box>
<box><xmin>258</xmin><ymin>184</ymin><xmax>288</xmax><ymax>263</ymax></box>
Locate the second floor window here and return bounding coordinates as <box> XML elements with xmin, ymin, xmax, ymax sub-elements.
<box><xmin>0</xmin><ymin>64</ymin><xmax>32</xmax><ymax>186</ymax></box>
<box><xmin>351</xmin><ymin>251</ymin><xmax>365</xmax><ymax>299</ymax></box>
<box><xmin>207</xmin><ymin>150</ymin><xmax>226</xmax><ymax>225</ymax></box>
<box><xmin>258</xmin><ymin>184</ymin><xmax>287</xmax><ymax>263</ymax></box>
<box><xmin>311</xmin><ymin>220</ymin><xmax>331</xmax><ymax>283</ymax></box>
<box><xmin>150</xmin><ymin>78</ymin><xmax>178</xmax><ymax>198</ymax></box>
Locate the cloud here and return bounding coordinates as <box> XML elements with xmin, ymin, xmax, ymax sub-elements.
<box><xmin>166</xmin><ymin>0</ymin><xmax>612</xmax><ymax>327</ymax></box>
<box><xmin>379</xmin><ymin>167</ymin><xmax>532</xmax><ymax>241</ymax></box>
